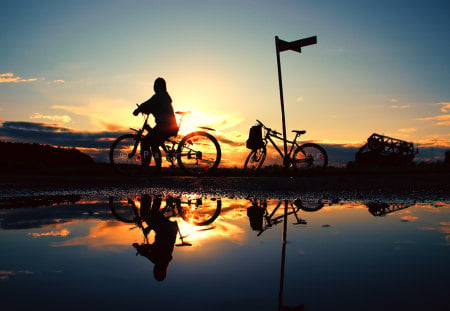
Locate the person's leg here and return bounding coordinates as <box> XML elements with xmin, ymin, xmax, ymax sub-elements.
<box><xmin>141</xmin><ymin>133</ymin><xmax>153</xmax><ymax>167</ymax></box>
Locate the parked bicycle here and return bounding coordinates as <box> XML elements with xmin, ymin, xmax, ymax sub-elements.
<box><xmin>110</xmin><ymin>108</ymin><xmax>221</xmax><ymax>176</ymax></box>
<box><xmin>244</xmin><ymin>120</ymin><xmax>328</xmax><ymax>171</ymax></box>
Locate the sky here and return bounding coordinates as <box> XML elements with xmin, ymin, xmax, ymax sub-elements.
<box><xmin>1</xmin><ymin>0</ymin><xmax>449</xmax><ymax>166</ymax></box>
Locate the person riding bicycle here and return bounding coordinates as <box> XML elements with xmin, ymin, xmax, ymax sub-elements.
<box><xmin>133</xmin><ymin>77</ymin><xmax>178</xmax><ymax>167</ymax></box>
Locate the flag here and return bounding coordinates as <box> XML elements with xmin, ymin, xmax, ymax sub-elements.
<box><xmin>276</xmin><ymin>36</ymin><xmax>317</xmax><ymax>53</ymax></box>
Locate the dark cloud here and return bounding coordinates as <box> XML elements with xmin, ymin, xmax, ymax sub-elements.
<box><xmin>0</xmin><ymin>121</ymin><xmax>126</xmax><ymax>149</ymax></box>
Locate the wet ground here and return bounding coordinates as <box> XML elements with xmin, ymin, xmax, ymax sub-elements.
<box><xmin>0</xmin><ymin>192</ymin><xmax>449</xmax><ymax>311</ymax></box>
<box><xmin>1</xmin><ymin>172</ymin><xmax>449</xmax><ymax>201</ymax></box>
<box><xmin>0</xmin><ymin>173</ymin><xmax>449</xmax><ymax>310</ymax></box>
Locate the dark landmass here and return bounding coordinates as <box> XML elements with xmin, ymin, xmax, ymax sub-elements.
<box><xmin>0</xmin><ymin>141</ymin><xmax>94</xmax><ymax>172</ymax></box>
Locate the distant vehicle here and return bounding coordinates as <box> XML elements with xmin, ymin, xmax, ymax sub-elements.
<box><xmin>355</xmin><ymin>133</ymin><xmax>417</xmax><ymax>166</ymax></box>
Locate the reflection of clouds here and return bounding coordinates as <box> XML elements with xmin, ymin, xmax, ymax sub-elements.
<box><xmin>53</xmin><ymin>220</ymin><xmax>141</xmax><ymax>251</ymax></box>
<box><xmin>28</xmin><ymin>229</ymin><xmax>70</xmax><ymax>238</ymax></box>
<box><xmin>0</xmin><ymin>270</ymin><xmax>33</xmax><ymax>281</ymax></box>
<box><xmin>418</xmin><ymin>221</ymin><xmax>450</xmax><ymax>245</ymax></box>
<box><xmin>400</xmin><ymin>215</ymin><xmax>419</xmax><ymax>222</ymax></box>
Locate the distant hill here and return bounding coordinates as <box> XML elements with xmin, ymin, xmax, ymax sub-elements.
<box><xmin>0</xmin><ymin>141</ymin><xmax>94</xmax><ymax>172</ymax></box>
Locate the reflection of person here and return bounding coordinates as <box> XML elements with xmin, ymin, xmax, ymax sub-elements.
<box><xmin>133</xmin><ymin>195</ymin><xmax>178</xmax><ymax>281</ymax></box>
<box><xmin>247</xmin><ymin>199</ymin><xmax>266</xmax><ymax>231</ymax></box>
<box><xmin>133</xmin><ymin>78</ymin><xmax>178</xmax><ymax>167</ymax></box>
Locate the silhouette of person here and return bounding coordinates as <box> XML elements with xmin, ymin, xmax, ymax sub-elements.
<box><xmin>133</xmin><ymin>78</ymin><xmax>178</xmax><ymax>167</ymax></box>
<box><xmin>133</xmin><ymin>195</ymin><xmax>178</xmax><ymax>281</ymax></box>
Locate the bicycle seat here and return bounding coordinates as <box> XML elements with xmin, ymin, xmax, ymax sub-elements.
<box><xmin>176</xmin><ymin>111</ymin><xmax>191</xmax><ymax>116</ymax></box>
<box><xmin>292</xmin><ymin>130</ymin><xmax>306</xmax><ymax>135</ymax></box>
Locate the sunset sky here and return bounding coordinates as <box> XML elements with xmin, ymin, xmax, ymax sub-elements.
<box><xmin>1</xmin><ymin>0</ymin><xmax>449</xmax><ymax>166</ymax></box>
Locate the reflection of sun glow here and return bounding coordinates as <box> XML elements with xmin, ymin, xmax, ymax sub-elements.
<box><xmin>177</xmin><ymin>220</ymin><xmax>245</xmax><ymax>246</ymax></box>
<box><xmin>53</xmin><ymin>220</ymin><xmax>142</xmax><ymax>251</ymax></box>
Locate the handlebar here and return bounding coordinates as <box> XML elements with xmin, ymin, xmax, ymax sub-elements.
<box><xmin>255</xmin><ymin>120</ymin><xmax>282</xmax><ymax>137</ymax></box>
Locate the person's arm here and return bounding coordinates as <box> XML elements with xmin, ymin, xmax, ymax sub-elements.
<box><xmin>133</xmin><ymin>96</ymin><xmax>156</xmax><ymax>115</ymax></box>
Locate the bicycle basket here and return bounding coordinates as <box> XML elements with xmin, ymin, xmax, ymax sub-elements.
<box><xmin>246</xmin><ymin>125</ymin><xmax>264</xmax><ymax>150</ymax></box>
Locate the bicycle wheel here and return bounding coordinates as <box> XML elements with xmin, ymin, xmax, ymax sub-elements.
<box><xmin>108</xmin><ymin>196</ymin><xmax>139</xmax><ymax>223</ymax></box>
<box><xmin>177</xmin><ymin>198</ymin><xmax>222</xmax><ymax>226</ymax></box>
<box><xmin>176</xmin><ymin>131</ymin><xmax>221</xmax><ymax>176</ymax></box>
<box><xmin>110</xmin><ymin>134</ymin><xmax>162</xmax><ymax>175</ymax></box>
<box><xmin>110</xmin><ymin>134</ymin><xmax>143</xmax><ymax>175</ymax></box>
<box><xmin>292</xmin><ymin>143</ymin><xmax>328</xmax><ymax>170</ymax></box>
<box><xmin>243</xmin><ymin>146</ymin><xmax>266</xmax><ymax>171</ymax></box>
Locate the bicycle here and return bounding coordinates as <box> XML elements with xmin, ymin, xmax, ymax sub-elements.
<box><xmin>244</xmin><ymin>120</ymin><xmax>328</xmax><ymax>171</ymax></box>
<box><xmin>110</xmin><ymin>108</ymin><xmax>221</xmax><ymax>176</ymax></box>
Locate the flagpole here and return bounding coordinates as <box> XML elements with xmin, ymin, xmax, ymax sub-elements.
<box><xmin>275</xmin><ymin>36</ymin><xmax>289</xmax><ymax>169</ymax></box>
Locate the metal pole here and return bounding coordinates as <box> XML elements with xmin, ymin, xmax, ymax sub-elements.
<box><xmin>275</xmin><ymin>36</ymin><xmax>289</xmax><ymax>168</ymax></box>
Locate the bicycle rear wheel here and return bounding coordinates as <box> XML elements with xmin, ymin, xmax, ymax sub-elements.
<box><xmin>243</xmin><ymin>146</ymin><xmax>266</xmax><ymax>171</ymax></box>
<box><xmin>176</xmin><ymin>131</ymin><xmax>221</xmax><ymax>176</ymax></box>
<box><xmin>292</xmin><ymin>143</ymin><xmax>328</xmax><ymax>170</ymax></box>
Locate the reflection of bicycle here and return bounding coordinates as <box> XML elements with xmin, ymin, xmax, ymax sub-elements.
<box><xmin>110</xmin><ymin>109</ymin><xmax>221</xmax><ymax>176</ymax></box>
<box><xmin>244</xmin><ymin>120</ymin><xmax>328</xmax><ymax>171</ymax></box>
<box><xmin>109</xmin><ymin>195</ymin><xmax>222</xmax><ymax>227</ymax></box>
<box><xmin>109</xmin><ymin>195</ymin><xmax>221</xmax><ymax>247</ymax></box>
<box><xmin>248</xmin><ymin>198</ymin><xmax>324</xmax><ymax>236</ymax></box>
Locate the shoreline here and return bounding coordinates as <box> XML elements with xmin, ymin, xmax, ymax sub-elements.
<box><xmin>1</xmin><ymin>171</ymin><xmax>449</xmax><ymax>202</ymax></box>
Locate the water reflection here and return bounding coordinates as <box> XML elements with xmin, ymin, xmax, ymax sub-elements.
<box><xmin>247</xmin><ymin>199</ymin><xmax>324</xmax><ymax>235</ymax></box>
<box><xmin>0</xmin><ymin>194</ymin><xmax>449</xmax><ymax>311</ymax></box>
<box><xmin>109</xmin><ymin>194</ymin><xmax>222</xmax><ymax>281</ymax></box>
<box><xmin>365</xmin><ymin>201</ymin><xmax>414</xmax><ymax>216</ymax></box>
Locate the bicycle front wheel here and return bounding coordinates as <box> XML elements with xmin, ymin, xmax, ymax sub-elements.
<box><xmin>176</xmin><ymin>131</ymin><xmax>221</xmax><ymax>176</ymax></box>
<box><xmin>110</xmin><ymin>134</ymin><xmax>143</xmax><ymax>175</ymax></box>
<box><xmin>177</xmin><ymin>198</ymin><xmax>222</xmax><ymax>226</ymax></box>
<box><xmin>108</xmin><ymin>196</ymin><xmax>139</xmax><ymax>223</ymax></box>
<box><xmin>243</xmin><ymin>147</ymin><xmax>266</xmax><ymax>171</ymax></box>
<box><xmin>292</xmin><ymin>143</ymin><xmax>328</xmax><ymax>170</ymax></box>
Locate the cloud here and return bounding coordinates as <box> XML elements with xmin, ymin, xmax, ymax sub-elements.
<box><xmin>0</xmin><ymin>72</ymin><xmax>37</xmax><ymax>83</ymax></box>
<box><xmin>398</xmin><ymin>128</ymin><xmax>417</xmax><ymax>133</ymax></box>
<box><xmin>417</xmin><ymin>102</ymin><xmax>450</xmax><ymax>126</ymax></box>
<box><xmin>0</xmin><ymin>121</ymin><xmax>124</xmax><ymax>150</ymax></box>
<box><xmin>437</xmin><ymin>102</ymin><xmax>450</xmax><ymax>113</ymax></box>
<box><xmin>391</xmin><ymin>104</ymin><xmax>411</xmax><ymax>109</ymax></box>
<box><xmin>417</xmin><ymin>114</ymin><xmax>450</xmax><ymax>126</ymax></box>
<box><xmin>390</xmin><ymin>98</ymin><xmax>399</xmax><ymax>103</ymax></box>
<box><xmin>30</xmin><ymin>113</ymin><xmax>72</xmax><ymax>124</ymax></box>
<box><xmin>53</xmin><ymin>79</ymin><xmax>65</xmax><ymax>83</ymax></box>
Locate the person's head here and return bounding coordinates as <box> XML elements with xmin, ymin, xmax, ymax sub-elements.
<box><xmin>153</xmin><ymin>77</ymin><xmax>167</xmax><ymax>94</ymax></box>
<box><xmin>153</xmin><ymin>262</ymin><xmax>169</xmax><ymax>281</ymax></box>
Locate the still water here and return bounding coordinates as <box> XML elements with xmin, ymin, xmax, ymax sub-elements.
<box><xmin>1</xmin><ymin>194</ymin><xmax>449</xmax><ymax>311</ymax></box>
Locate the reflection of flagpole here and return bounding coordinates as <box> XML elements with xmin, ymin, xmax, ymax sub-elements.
<box><xmin>278</xmin><ymin>200</ymin><xmax>288</xmax><ymax>310</ymax></box>
<box><xmin>278</xmin><ymin>200</ymin><xmax>305</xmax><ymax>311</ymax></box>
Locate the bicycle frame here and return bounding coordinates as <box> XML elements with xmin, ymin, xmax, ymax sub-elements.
<box><xmin>259</xmin><ymin>121</ymin><xmax>302</xmax><ymax>164</ymax></box>
<box><xmin>131</xmin><ymin>111</ymin><xmax>204</xmax><ymax>160</ymax></box>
